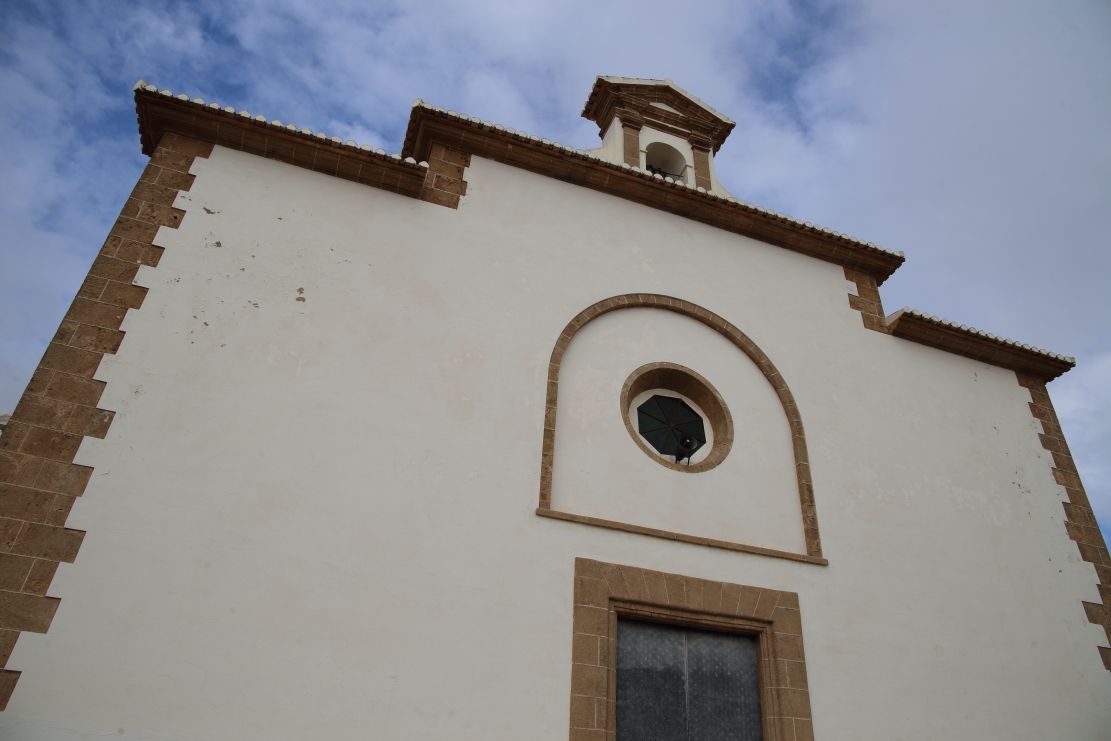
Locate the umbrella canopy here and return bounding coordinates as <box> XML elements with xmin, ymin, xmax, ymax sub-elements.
<box><xmin>636</xmin><ymin>394</ymin><xmax>707</xmax><ymax>463</ymax></box>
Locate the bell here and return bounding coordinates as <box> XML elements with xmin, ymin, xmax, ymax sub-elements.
<box><xmin>675</xmin><ymin>434</ymin><xmax>697</xmax><ymax>463</ymax></box>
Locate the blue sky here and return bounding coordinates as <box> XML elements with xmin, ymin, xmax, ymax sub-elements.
<box><xmin>1</xmin><ymin>0</ymin><xmax>1109</xmax><ymax>532</ymax></box>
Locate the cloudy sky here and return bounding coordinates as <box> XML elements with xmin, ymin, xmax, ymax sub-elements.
<box><xmin>1</xmin><ymin>1</ymin><xmax>1108</xmax><ymax>529</ymax></box>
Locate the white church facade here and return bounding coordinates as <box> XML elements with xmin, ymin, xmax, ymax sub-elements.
<box><xmin>0</xmin><ymin>77</ymin><xmax>1108</xmax><ymax>739</ymax></box>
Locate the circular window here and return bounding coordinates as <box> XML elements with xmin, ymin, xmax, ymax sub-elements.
<box><xmin>620</xmin><ymin>362</ymin><xmax>733</xmax><ymax>473</ymax></box>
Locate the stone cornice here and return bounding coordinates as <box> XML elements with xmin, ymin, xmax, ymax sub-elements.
<box><xmin>581</xmin><ymin>78</ymin><xmax>736</xmax><ymax>153</ymax></box>
<box><xmin>130</xmin><ymin>82</ymin><xmax>1076</xmax><ymax>381</ymax></box>
<box><xmin>581</xmin><ymin>77</ymin><xmax>736</xmax><ymax>123</ymax></box>
<box><xmin>400</xmin><ymin>102</ymin><xmax>907</xmax><ymax>282</ymax></box>
<box><xmin>133</xmin><ymin>82</ymin><xmax>428</xmax><ymax>199</ymax></box>
<box><xmin>888</xmin><ymin>309</ymin><xmax>1075</xmax><ymax>380</ymax></box>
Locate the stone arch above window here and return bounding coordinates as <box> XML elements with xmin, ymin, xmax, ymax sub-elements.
<box><xmin>536</xmin><ymin>294</ymin><xmax>824</xmax><ymax>564</ymax></box>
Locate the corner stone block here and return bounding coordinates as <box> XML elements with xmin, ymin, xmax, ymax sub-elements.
<box><xmin>0</xmin><ymin>591</ymin><xmax>60</xmax><ymax>634</ymax></box>
<box><xmin>0</xmin><ymin>670</ymin><xmax>19</xmax><ymax>711</ymax></box>
<box><xmin>10</xmin><ymin>523</ymin><xmax>84</xmax><ymax>563</ymax></box>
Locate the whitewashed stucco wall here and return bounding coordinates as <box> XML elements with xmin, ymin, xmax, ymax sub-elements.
<box><xmin>2</xmin><ymin>146</ymin><xmax>1107</xmax><ymax>739</ymax></box>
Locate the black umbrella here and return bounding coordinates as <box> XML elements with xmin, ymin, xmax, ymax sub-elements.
<box><xmin>636</xmin><ymin>394</ymin><xmax>707</xmax><ymax>463</ymax></box>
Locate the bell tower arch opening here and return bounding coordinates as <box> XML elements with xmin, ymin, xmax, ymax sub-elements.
<box><xmin>580</xmin><ymin>76</ymin><xmax>736</xmax><ymax>194</ymax></box>
<box><xmin>644</xmin><ymin>142</ymin><xmax>689</xmax><ymax>183</ymax></box>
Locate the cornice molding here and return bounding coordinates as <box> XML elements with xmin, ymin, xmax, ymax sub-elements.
<box><xmin>590</xmin><ymin>94</ymin><xmax>733</xmax><ymax>153</ymax></box>
<box><xmin>133</xmin><ymin>83</ymin><xmax>428</xmax><ymax>199</ymax></box>
<box><xmin>401</xmin><ymin>103</ymin><xmax>906</xmax><ymax>282</ymax></box>
<box><xmin>888</xmin><ymin>309</ymin><xmax>1075</xmax><ymax>380</ymax></box>
<box><xmin>129</xmin><ymin>83</ymin><xmax>1076</xmax><ymax>381</ymax></box>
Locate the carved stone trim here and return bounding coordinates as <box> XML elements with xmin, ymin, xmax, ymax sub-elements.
<box><xmin>538</xmin><ymin>294</ymin><xmax>823</xmax><ymax>561</ymax></box>
<box><xmin>402</xmin><ymin>106</ymin><xmax>905</xmax><ymax>282</ymax></box>
<box><xmin>580</xmin><ymin>78</ymin><xmax>736</xmax><ymax>153</ymax></box>
<box><xmin>136</xmin><ymin>87</ymin><xmax>904</xmax><ymax>278</ymax></box>
<box><xmin>420</xmin><ymin>143</ymin><xmax>471</xmax><ymax>208</ymax></box>
<box><xmin>889</xmin><ymin>311</ymin><xmax>1073</xmax><ymax>379</ymax></box>
<box><xmin>619</xmin><ymin>362</ymin><xmax>733</xmax><ymax>474</ymax></box>
<box><xmin>1016</xmin><ymin>374</ymin><xmax>1111</xmax><ymax>670</ymax></box>
<box><xmin>568</xmin><ymin>558</ymin><xmax>814</xmax><ymax>740</ymax></box>
<box><xmin>134</xmin><ymin>86</ymin><xmax>429</xmax><ymax>200</ymax></box>
<box><xmin>0</xmin><ymin>132</ymin><xmax>211</xmax><ymax>710</ymax></box>
<box><xmin>691</xmin><ymin>146</ymin><xmax>712</xmax><ymax>191</ymax></box>
<box><xmin>621</xmin><ymin>124</ymin><xmax>640</xmax><ymax>167</ymax></box>
<box><xmin>844</xmin><ymin>267</ymin><xmax>891</xmax><ymax>334</ymax></box>
<box><xmin>537</xmin><ymin>511</ymin><xmax>827</xmax><ymax>566</ymax></box>
<box><xmin>845</xmin><ymin>268</ymin><xmax>1073</xmax><ymax>381</ymax></box>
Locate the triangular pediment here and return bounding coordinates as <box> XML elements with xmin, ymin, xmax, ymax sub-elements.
<box><xmin>582</xmin><ymin>76</ymin><xmax>736</xmax><ymax>151</ymax></box>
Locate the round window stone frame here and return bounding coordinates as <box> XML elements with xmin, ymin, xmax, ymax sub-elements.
<box><xmin>621</xmin><ymin>362</ymin><xmax>734</xmax><ymax>473</ymax></box>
